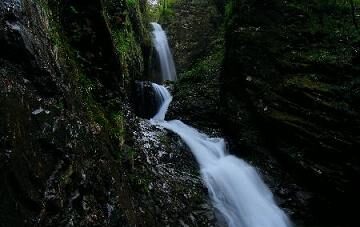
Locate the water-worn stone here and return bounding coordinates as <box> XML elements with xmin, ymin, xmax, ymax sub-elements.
<box><xmin>127</xmin><ymin>116</ymin><xmax>216</xmax><ymax>226</ymax></box>
<box><xmin>132</xmin><ymin>81</ymin><xmax>159</xmax><ymax>119</ymax></box>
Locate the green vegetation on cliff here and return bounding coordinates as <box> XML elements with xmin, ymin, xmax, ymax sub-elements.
<box><xmin>33</xmin><ymin>0</ymin><xmax>151</xmax><ymax>158</ymax></box>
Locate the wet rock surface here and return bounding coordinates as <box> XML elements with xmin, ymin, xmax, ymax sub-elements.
<box><xmin>0</xmin><ymin>1</ymin><xmax>134</xmax><ymax>226</ymax></box>
<box><xmin>164</xmin><ymin>0</ymin><xmax>224</xmax><ymax>134</ymax></box>
<box><xmin>131</xmin><ymin>81</ymin><xmax>159</xmax><ymax>119</ymax></box>
<box><xmin>127</xmin><ymin>117</ymin><xmax>216</xmax><ymax>226</ymax></box>
<box><xmin>161</xmin><ymin>0</ymin><xmax>222</xmax><ymax>74</ymax></box>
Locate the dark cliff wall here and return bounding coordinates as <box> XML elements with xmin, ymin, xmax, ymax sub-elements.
<box><xmin>164</xmin><ymin>0</ymin><xmax>224</xmax><ymax>132</ymax></box>
<box><xmin>161</xmin><ymin>0</ymin><xmax>223</xmax><ymax>74</ymax></box>
<box><xmin>222</xmin><ymin>0</ymin><xmax>360</xmax><ymax>226</ymax></box>
<box><xmin>165</xmin><ymin>0</ymin><xmax>360</xmax><ymax>226</ymax></box>
<box><xmin>0</xmin><ymin>0</ymin><xmax>150</xmax><ymax>225</ymax></box>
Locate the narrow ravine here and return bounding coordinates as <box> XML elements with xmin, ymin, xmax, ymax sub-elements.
<box><xmin>149</xmin><ymin>23</ymin><xmax>293</xmax><ymax>227</ymax></box>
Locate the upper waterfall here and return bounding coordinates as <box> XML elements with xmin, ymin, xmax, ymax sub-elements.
<box><xmin>151</xmin><ymin>22</ymin><xmax>177</xmax><ymax>82</ymax></box>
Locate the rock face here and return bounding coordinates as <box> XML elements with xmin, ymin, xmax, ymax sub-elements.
<box><xmin>132</xmin><ymin>81</ymin><xmax>159</xmax><ymax>119</ymax></box>
<box><xmin>164</xmin><ymin>0</ymin><xmax>360</xmax><ymax>226</ymax></box>
<box><xmin>0</xmin><ymin>0</ymin><xmax>215</xmax><ymax>226</ymax></box>
<box><xmin>164</xmin><ymin>0</ymin><xmax>224</xmax><ymax>134</ymax></box>
<box><xmin>161</xmin><ymin>0</ymin><xmax>222</xmax><ymax>74</ymax></box>
<box><xmin>0</xmin><ymin>1</ymin><xmax>131</xmax><ymax>225</ymax></box>
<box><xmin>222</xmin><ymin>0</ymin><xmax>360</xmax><ymax>226</ymax></box>
<box><xmin>128</xmin><ymin>117</ymin><xmax>216</xmax><ymax>226</ymax></box>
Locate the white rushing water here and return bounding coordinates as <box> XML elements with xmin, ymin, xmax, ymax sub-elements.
<box><xmin>151</xmin><ymin>83</ymin><xmax>173</xmax><ymax>121</ymax></box>
<box><xmin>151</xmin><ymin>22</ymin><xmax>177</xmax><ymax>82</ymax></box>
<box><xmin>150</xmin><ymin>86</ymin><xmax>292</xmax><ymax>227</ymax></box>
<box><xmin>149</xmin><ymin>22</ymin><xmax>292</xmax><ymax>227</ymax></box>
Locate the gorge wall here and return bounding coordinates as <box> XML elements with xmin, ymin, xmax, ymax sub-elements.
<box><xmin>0</xmin><ymin>0</ymin><xmax>215</xmax><ymax>226</ymax></box>
<box><xmin>164</xmin><ymin>0</ymin><xmax>360</xmax><ymax>226</ymax></box>
<box><xmin>222</xmin><ymin>1</ymin><xmax>360</xmax><ymax>226</ymax></box>
<box><xmin>0</xmin><ymin>0</ymin><xmax>149</xmax><ymax>225</ymax></box>
<box><xmin>1</xmin><ymin>0</ymin><xmax>359</xmax><ymax>226</ymax></box>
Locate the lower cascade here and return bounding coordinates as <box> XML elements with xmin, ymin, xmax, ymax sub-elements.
<box><xmin>150</xmin><ymin>84</ymin><xmax>292</xmax><ymax>227</ymax></box>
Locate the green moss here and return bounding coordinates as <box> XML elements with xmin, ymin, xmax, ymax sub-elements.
<box><xmin>60</xmin><ymin>165</ymin><xmax>74</xmax><ymax>185</ymax></box>
<box><xmin>112</xmin><ymin>24</ymin><xmax>143</xmax><ymax>78</ymax></box>
<box><xmin>287</xmin><ymin>47</ymin><xmax>354</xmax><ymax>65</ymax></box>
<box><xmin>111</xmin><ymin>112</ymin><xmax>126</xmax><ymax>147</ymax></box>
<box><xmin>102</xmin><ymin>0</ymin><xmax>150</xmax><ymax>82</ymax></box>
<box><xmin>149</xmin><ymin>0</ymin><xmax>178</xmax><ymax>21</ymax></box>
<box><xmin>179</xmin><ymin>39</ymin><xmax>224</xmax><ymax>89</ymax></box>
<box><xmin>35</xmin><ymin>0</ymin><xmax>83</xmax><ymax>84</ymax></box>
<box><xmin>224</xmin><ymin>0</ymin><xmax>235</xmax><ymax>25</ymax></box>
<box><xmin>34</xmin><ymin>0</ymin><xmax>129</xmax><ymax>154</ymax></box>
<box><xmin>270</xmin><ymin>109</ymin><xmax>305</xmax><ymax>123</ymax></box>
<box><xmin>285</xmin><ymin>76</ymin><xmax>332</xmax><ymax>93</ymax></box>
<box><xmin>126</xmin><ymin>0</ymin><xmax>137</xmax><ymax>7</ymax></box>
<box><xmin>268</xmin><ymin>109</ymin><xmax>328</xmax><ymax>141</ymax></box>
<box><xmin>33</xmin><ymin>0</ymin><xmax>157</xmax><ymax>167</ymax></box>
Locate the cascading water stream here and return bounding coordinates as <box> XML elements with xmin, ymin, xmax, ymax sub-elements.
<box><xmin>151</xmin><ymin>22</ymin><xmax>177</xmax><ymax>82</ymax></box>
<box><xmin>151</xmin><ymin>83</ymin><xmax>173</xmax><ymax>121</ymax></box>
<box><xmin>149</xmin><ymin>22</ymin><xmax>292</xmax><ymax>227</ymax></box>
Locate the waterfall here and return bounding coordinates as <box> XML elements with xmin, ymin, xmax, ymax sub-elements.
<box><xmin>149</xmin><ymin>22</ymin><xmax>292</xmax><ymax>227</ymax></box>
<box><xmin>151</xmin><ymin>22</ymin><xmax>177</xmax><ymax>82</ymax></box>
<box><xmin>150</xmin><ymin>85</ymin><xmax>292</xmax><ymax>227</ymax></box>
<box><xmin>151</xmin><ymin>83</ymin><xmax>173</xmax><ymax>121</ymax></box>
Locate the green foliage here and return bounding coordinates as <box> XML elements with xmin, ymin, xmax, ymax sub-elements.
<box><xmin>224</xmin><ymin>0</ymin><xmax>234</xmax><ymax>24</ymax></box>
<box><xmin>181</xmin><ymin>31</ymin><xmax>224</xmax><ymax>81</ymax></box>
<box><xmin>277</xmin><ymin>0</ymin><xmax>360</xmax><ymax>69</ymax></box>
<box><xmin>102</xmin><ymin>0</ymin><xmax>150</xmax><ymax>82</ymax></box>
<box><xmin>112</xmin><ymin>25</ymin><xmax>143</xmax><ymax>77</ymax></box>
<box><xmin>148</xmin><ymin>0</ymin><xmax>177</xmax><ymax>21</ymax></box>
<box><xmin>160</xmin><ymin>7</ymin><xmax>174</xmax><ymax>20</ymax></box>
<box><xmin>127</xmin><ymin>0</ymin><xmax>137</xmax><ymax>7</ymax></box>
